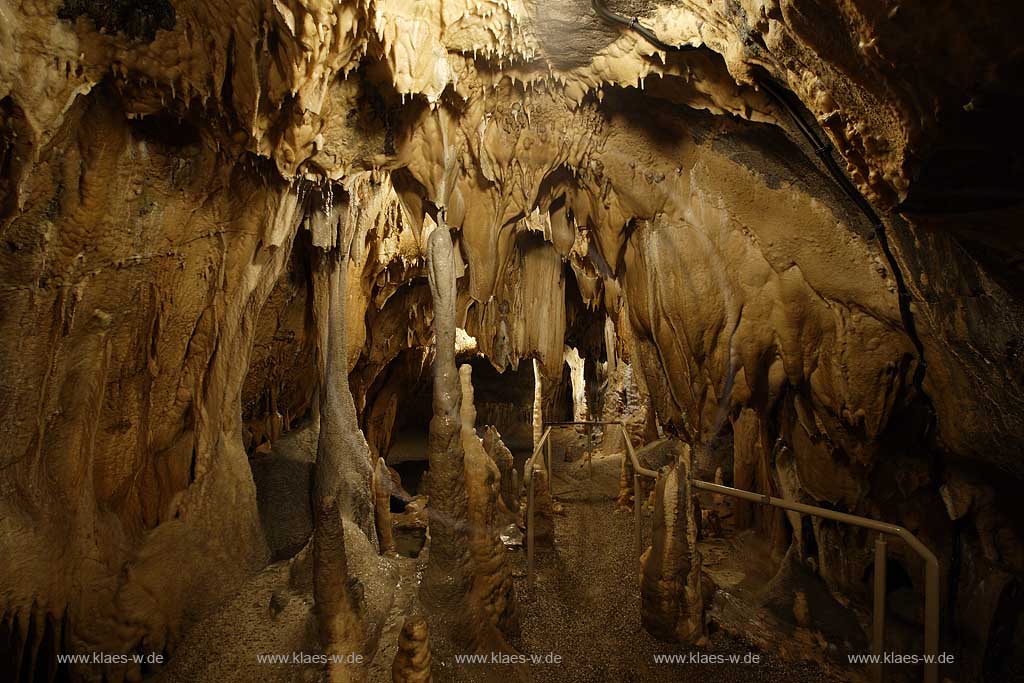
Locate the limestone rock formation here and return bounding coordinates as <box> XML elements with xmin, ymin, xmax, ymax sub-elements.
<box><xmin>374</xmin><ymin>456</ymin><xmax>396</xmax><ymax>554</ymax></box>
<box><xmin>640</xmin><ymin>443</ymin><xmax>706</xmax><ymax>645</ymax></box>
<box><xmin>459</xmin><ymin>364</ymin><xmax>519</xmax><ymax>643</ymax></box>
<box><xmin>482</xmin><ymin>425</ymin><xmax>519</xmax><ymax>517</ymax></box>
<box><xmin>312</xmin><ymin>248</ymin><xmax>371</xmax><ymax>683</ymax></box>
<box><xmin>420</xmin><ymin>222</ymin><xmax>473</xmax><ymax>650</ymax></box>
<box><xmin>0</xmin><ymin>0</ymin><xmax>1022</xmax><ymax>678</ymax></box>
<box><xmin>392</xmin><ymin>615</ymin><xmax>432</xmax><ymax>683</ymax></box>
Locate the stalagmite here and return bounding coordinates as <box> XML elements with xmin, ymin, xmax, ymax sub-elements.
<box><xmin>532</xmin><ymin>358</ymin><xmax>545</xmax><ymax>452</ymax></box>
<box><xmin>392</xmin><ymin>615</ymin><xmax>432</xmax><ymax>683</ymax></box>
<box><xmin>640</xmin><ymin>442</ymin><xmax>706</xmax><ymax>644</ymax></box>
<box><xmin>312</xmin><ymin>249</ymin><xmax>376</xmax><ymax>541</ymax></box>
<box><xmin>460</xmin><ymin>365</ymin><xmax>519</xmax><ymax>644</ymax></box>
<box><xmin>1</xmin><ymin>0</ymin><xmax>1022</xmax><ymax>678</ymax></box>
<box><xmin>564</xmin><ymin>346</ymin><xmax>589</xmax><ymax>422</ymax></box>
<box><xmin>482</xmin><ymin>426</ymin><xmax>518</xmax><ymax>515</ymax></box>
<box><xmin>312</xmin><ymin>251</ymin><xmax>370</xmax><ymax>682</ymax></box>
<box><xmin>420</xmin><ymin>221</ymin><xmax>473</xmax><ymax>645</ymax></box>
<box><xmin>374</xmin><ymin>457</ymin><xmax>396</xmax><ymax>554</ymax></box>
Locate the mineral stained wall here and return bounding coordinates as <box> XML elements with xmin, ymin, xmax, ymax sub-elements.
<box><xmin>1</xmin><ymin>0</ymin><xmax>1022</xmax><ymax>678</ymax></box>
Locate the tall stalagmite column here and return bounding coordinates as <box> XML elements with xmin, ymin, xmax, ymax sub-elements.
<box><xmin>460</xmin><ymin>364</ymin><xmax>519</xmax><ymax>644</ymax></box>
<box><xmin>312</xmin><ymin>249</ymin><xmax>372</xmax><ymax>682</ymax></box>
<box><xmin>640</xmin><ymin>442</ymin><xmax>707</xmax><ymax>644</ymax></box>
<box><xmin>421</xmin><ymin>223</ymin><xmax>473</xmax><ymax>642</ymax></box>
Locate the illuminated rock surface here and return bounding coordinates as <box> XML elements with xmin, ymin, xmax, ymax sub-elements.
<box><xmin>1</xmin><ymin>0</ymin><xmax>1022</xmax><ymax>680</ymax></box>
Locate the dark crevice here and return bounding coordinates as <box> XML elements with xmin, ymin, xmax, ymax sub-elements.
<box><xmin>57</xmin><ymin>0</ymin><xmax>175</xmax><ymax>42</ymax></box>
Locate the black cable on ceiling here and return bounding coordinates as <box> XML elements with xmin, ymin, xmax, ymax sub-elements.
<box><xmin>591</xmin><ymin>0</ymin><xmax>934</xmax><ymax>419</ymax></box>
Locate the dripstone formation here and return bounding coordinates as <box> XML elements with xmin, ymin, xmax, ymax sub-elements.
<box><xmin>1</xmin><ymin>0</ymin><xmax>1022</xmax><ymax>681</ymax></box>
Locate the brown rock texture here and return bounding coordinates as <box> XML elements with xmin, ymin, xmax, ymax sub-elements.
<box><xmin>374</xmin><ymin>456</ymin><xmax>396</xmax><ymax>554</ymax></box>
<box><xmin>460</xmin><ymin>364</ymin><xmax>519</xmax><ymax>644</ymax></box>
<box><xmin>482</xmin><ymin>425</ymin><xmax>519</xmax><ymax>517</ymax></box>
<box><xmin>420</xmin><ymin>222</ymin><xmax>473</xmax><ymax>650</ymax></box>
<box><xmin>640</xmin><ymin>441</ymin><xmax>706</xmax><ymax>644</ymax></box>
<box><xmin>0</xmin><ymin>0</ymin><xmax>1022</xmax><ymax>678</ymax></box>
<box><xmin>392</xmin><ymin>615</ymin><xmax>432</xmax><ymax>683</ymax></box>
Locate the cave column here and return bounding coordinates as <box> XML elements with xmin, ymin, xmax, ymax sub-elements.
<box><xmin>640</xmin><ymin>442</ymin><xmax>706</xmax><ymax>644</ymax></box>
<box><xmin>532</xmin><ymin>358</ymin><xmax>544</xmax><ymax>452</ymax></box>
<box><xmin>604</xmin><ymin>316</ymin><xmax>617</xmax><ymax>375</ymax></box>
<box><xmin>421</xmin><ymin>222</ymin><xmax>472</xmax><ymax>640</ymax></box>
<box><xmin>564</xmin><ymin>346</ymin><xmax>589</xmax><ymax>422</ymax></box>
<box><xmin>312</xmin><ymin>247</ymin><xmax>372</xmax><ymax>683</ymax></box>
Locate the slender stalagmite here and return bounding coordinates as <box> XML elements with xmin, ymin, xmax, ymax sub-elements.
<box><xmin>640</xmin><ymin>441</ymin><xmax>706</xmax><ymax>644</ymax></box>
<box><xmin>374</xmin><ymin>456</ymin><xmax>395</xmax><ymax>553</ymax></box>
<box><xmin>392</xmin><ymin>616</ymin><xmax>432</xmax><ymax>683</ymax></box>
<box><xmin>460</xmin><ymin>364</ymin><xmax>519</xmax><ymax>643</ymax></box>
<box><xmin>421</xmin><ymin>222</ymin><xmax>473</xmax><ymax>645</ymax></box>
<box><xmin>482</xmin><ymin>426</ymin><xmax>518</xmax><ymax>516</ymax></box>
<box><xmin>312</xmin><ymin>249</ymin><xmax>371</xmax><ymax>682</ymax></box>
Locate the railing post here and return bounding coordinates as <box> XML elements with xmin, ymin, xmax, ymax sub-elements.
<box><xmin>545</xmin><ymin>433</ymin><xmax>552</xmax><ymax>477</ymax></box>
<box><xmin>527</xmin><ymin>468</ymin><xmax>536</xmax><ymax>594</ymax></box>
<box><xmin>873</xmin><ymin>535</ymin><xmax>887</xmax><ymax>683</ymax></box>
<box><xmin>588</xmin><ymin>422</ymin><xmax>594</xmax><ymax>481</ymax></box>
<box><xmin>634</xmin><ymin>473</ymin><xmax>642</xmax><ymax>560</ymax></box>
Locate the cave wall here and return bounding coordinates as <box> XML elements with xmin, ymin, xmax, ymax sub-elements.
<box><xmin>1</xmin><ymin>0</ymin><xmax>1022</xmax><ymax>675</ymax></box>
<box><xmin>0</xmin><ymin>88</ymin><xmax>291</xmax><ymax>660</ymax></box>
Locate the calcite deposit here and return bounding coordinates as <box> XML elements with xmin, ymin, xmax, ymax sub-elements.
<box><xmin>1</xmin><ymin>0</ymin><xmax>1022</xmax><ymax>680</ymax></box>
<box><xmin>640</xmin><ymin>441</ymin><xmax>705</xmax><ymax>644</ymax></box>
<box><xmin>459</xmin><ymin>365</ymin><xmax>518</xmax><ymax>646</ymax></box>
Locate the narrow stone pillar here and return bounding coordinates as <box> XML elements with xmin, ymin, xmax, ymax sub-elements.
<box><xmin>420</xmin><ymin>223</ymin><xmax>472</xmax><ymax>637</ymax></box>
<box><xmin>640</xmin><ymin>442</ymin><xmax>706</xmax><ymax>644</ymax></box>
<box><xmin>730</xmin><ymin>408</ymin><xmax>759</xmax><ymax>530</ymax></box>
<box><xmin>604</xmin><ymin>316</ymin><xmax>617</xmax><ymax>374</ymax></box>
<box><xmin>312</xmin><ymin>250</ymin><xmax>371</xmax><ymax>682</ymax></box>
<box><xmin>374</xmin><ymin>457</ymin><xmax>395</xmax><ymax>554</ymax></box>
<box><xmin>392</xmin><ymin>616</ymin><xmax>432</xmax><ymax>683</ymax></box>
<box><xmin>482</xmin><ymin>426</ymin><xmax>518</xmax><ymax>516</ymax></box>
<box><xmin>532</xmin><ymin>358</ymin><xmax>544</xmax><ymax>452</ymax></box>
<box><xmin>460</xmin><ymin>365</ymin><xmax>519</xmax><ymax>642</ymax></box>
<box><xmin>564</xmin><ymin>346</ymin><xmax>589</xmax><ymax>422</ymax></box>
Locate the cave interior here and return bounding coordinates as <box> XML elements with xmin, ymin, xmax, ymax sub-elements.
<box><xmin>1</xmin><ymin>1</ymin><xmax>1023</xmax><ymax>682</ymax></box>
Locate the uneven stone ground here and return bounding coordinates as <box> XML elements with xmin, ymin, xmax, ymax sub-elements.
<box><xmin>502</xmin><ymin>430</ymin><xmax>853</xmax><ymax>683</ymax></box>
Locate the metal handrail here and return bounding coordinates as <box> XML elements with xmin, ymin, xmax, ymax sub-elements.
<box><xmin>526</xmin><ymin>421</ymin><xmax>656</xmax><ymax>591</ymax></box>
<box><xmin>618</xmin><ymin>420</ymin><xmax>658</xmax><ymax>561</ymax></box>
<box><xmin>691</xmin><ymin>479</ymin><xmax>939</xmax><ymax>683</ymax></box>
<box><xmin>523</xmin><ymin>422</ymin><xmax>939</xmax><ymax>683</ymax></box>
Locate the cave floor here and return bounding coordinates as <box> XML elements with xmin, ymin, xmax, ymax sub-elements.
<box><xmin>501</xmin><ymin>431</ymin><xmax>854</xmax><ymax>683</ymax></box>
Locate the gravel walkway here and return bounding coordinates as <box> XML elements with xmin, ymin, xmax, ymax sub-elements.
<box><xmin>507</xmin><ymin>446</ymin><xmax>848</xmax><ymax>683</ymax></box>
